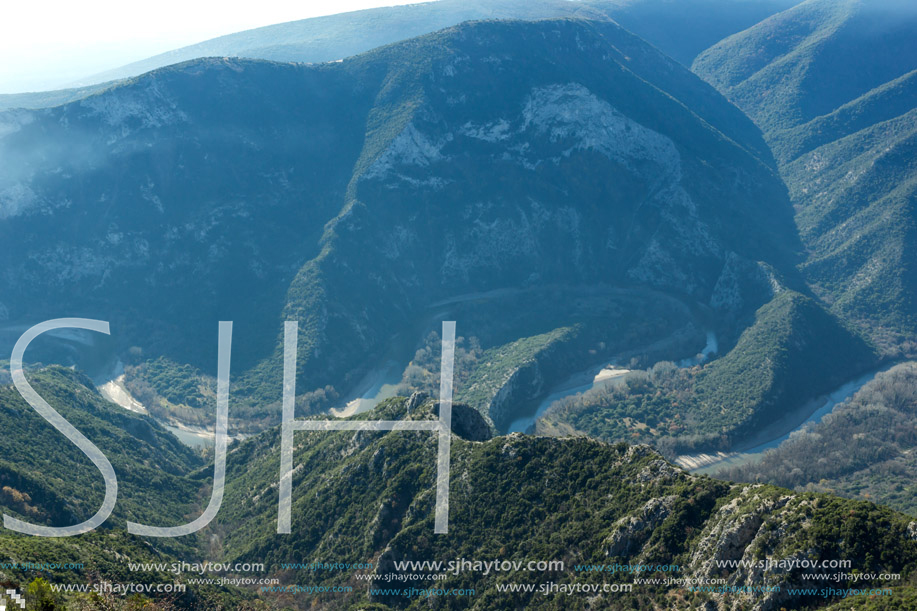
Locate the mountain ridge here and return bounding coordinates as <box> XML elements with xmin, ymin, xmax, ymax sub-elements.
<box><xmin>0</xmin><ymin>0</ymin><xmax>804</xmax><ymax>112</ymax></box>
<box><xmin>693</xmin><ymin>0</ymin><xmax>917</xmax><ymax>352</ymax></box>
<box><xmin>0</xmin><ymin>367</ymin><xmax>915</xmax><ymax>609</ymax></box>
<box><xmin>0</xmin><ymin>18</ymin><xmax>818</xmax><ymax>443</ymax></box>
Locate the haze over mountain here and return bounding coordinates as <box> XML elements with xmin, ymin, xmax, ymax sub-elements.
<box><xmin>0</xmin><ymin>17</ymin><xmax>864</xmax><ymax>455</ymax></box>
<box><xmin>1</xmin><ymin>4</ymin><xmax>917</xmax><ymax>609</ymax></box>
<box><xmin>0</xmin><ymin>0</ymin><xmax>802</xmax><ymax>111</ymax></box>
<box><xmin>694</xmin><ymin>0</ymin><xmax>917</xmax><ymax>352</ymax></box>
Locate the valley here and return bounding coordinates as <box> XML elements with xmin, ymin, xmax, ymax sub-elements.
<box><xmin>0</xmin><ymin>1</ymin><xmax>915</xmax><ymax>609</ymax></box>
<box><xmin>508</xmin><ymin>329</ymin><xmax>719</xmax><ymax>434</ymax></box>
<box><xmin>677</xmin><ymin>362</ymin><xmax>901</xmax><ymax>472</ymax></box>
<box><xmin>507</xmin><ymin>364</ymin><xmax>630</xmax><ymax>434</ymax></box>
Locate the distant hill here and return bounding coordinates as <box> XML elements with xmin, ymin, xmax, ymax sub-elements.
<box><xmin>539</xmin><ymin>290</ymin><xmax>877</xmax><ymax>455</ymax></box>
<box><xmin>0</xmin><ymin>81</ymin><xmax>128</xmax><ymax>112</ymax></box>
<box><xmin>693</xmin><ymin>0</ymin><xmax>917</xmax><ymax>352</ymax></box>
<box><xmin>0</xmin><ymin>0</ymin><xmax>801</xmax><ymax>111</ymax></box>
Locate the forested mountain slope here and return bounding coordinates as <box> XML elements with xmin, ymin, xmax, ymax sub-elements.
<box><xmin>694</xmin><ymin>0</ymin><xmax>917</xmax><ymax>352</ymax></box>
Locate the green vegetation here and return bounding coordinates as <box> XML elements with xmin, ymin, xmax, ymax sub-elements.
<box><xmin>0</xmin><ymin>367</ymin><xmax>202</xmax><ymax>530</ymax></box>
<box><xmin>771</xmin><ymin>69</ymin><xmax>917</xmax><ymax>164</ymax></box>
<box><xmin>457</xmin><ymin>327</ymin><xmax>577</xmax><ymax>416</ymax></box>
<box><xmin>693</xmin><ymin>0</ymin><xmax>917</xmax><ymax>350</ymax></box>
<box><xmin>693</xmin><ymin>290</ymin><xmax>876</xmax><ymax>438</ymax></box>
<box><xmin>715</xmin><ymin>362</ymin><xmax>917</xmax><ymax>517</ymax></box>
<box><xmin>4</xmin><ymin>6</ymin><xmax>917</xmax><ymax>610</ymax></box>
<box><xmin>206</xmin><ymin>397</ymin><xmax>917</xmax><ymax>609</ymax></box>
<box><xmin>820</xmin><ymin>585</ymin><xmax>917</xmax><ymax>610</ymax></box>
<box><xmin>0</xmin><ymin>17</ymin><xmax>802</xmax><ymax>436</ymax></box>
<box><xmin>785</xmin><ymin>110</ymin><xmax>917</xmax><ymax>351</ymax></box>
<box><xmin>2</xmin><ymin>372</ymin><xmax>917</xmax><ymax>608</ymax></box>
<box><xmin>539</xmin><ymin>362</ymin><xmax>689</xmax><ymax>444</ymax></box>
<box><xmin>128</xmin><ymin>357</ymin><xmax>210</xmax><ymax>410</ymax></box>
<box><xmin>396</xmin><ymin>331</ymin><xmax>484</xmax><ymax>397</ymax></box>
<box><xmin>539</xmin><ymin>291</ymin><xmax>877</xmax><ymax>455</ymax></box>
<box><xmin>0</xmin><ymin>368</ymin><xmax>257</xmax><ymax>608</ymax></box>
<box><xmin>389</xmin><ymin>286</ymin><xmax>709</xmax><ymax>432</ymax></box>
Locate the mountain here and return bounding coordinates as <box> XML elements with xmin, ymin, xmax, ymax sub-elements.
<box><xmin>0</xmin><ymin>366</ymin><xmax>248</xmax><ymax>608</ymax></box>
<box><xmin>693</xmin><ymin>0</ymin><xmax>917</xmax><ymax>353</ymax></box>
<box><xmin>0</xmin><ymin>0</ymin><xmax>802</xmax><ymax>112</ymax></box>
<box><xmin>179</xmin><ymin>396</ymin><xmax>917</xmax><ymax>609</ymax></box>
<box><xmin>585</xmin><ymin>0</ymin><xmax>803</xmax><ymax>66</ymax></box>
<box><xmin>0</xmin><ymin>17</ymin><xmax>840</xmax><ymax>449</ymax></box>
<box><xmin>0</xmin><ymin>367</ymin><xmax>917</xmax><ymax>610</ymax></box>
<box><xmin>0</xmin><ymin>81</ymin><xmax>129</xmax><ymax>113</ymax></box>
<box><xmin>3</xmin><ymin>5</ymin><xmax>915</xmax><ymax>610</ymax></box>
<box><xmin>77</xmin><ymin>0</ymin><xmax>801</xmax><ymax>81</ymax></box>
<box><xmin>5</xmin><ymin>377</ymin><xmax>917</xmax><ymax>609</ymax></box>
<box><xmin>692</xmin><ymin>0</ymin><xmax>917</xmax><ymax>137</ymax></box>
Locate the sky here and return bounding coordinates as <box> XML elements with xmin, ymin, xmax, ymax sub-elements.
<box><xmin>0</xmin><ymin>0</ymin><xmax>425</xmax><ymax>94</ymax></box>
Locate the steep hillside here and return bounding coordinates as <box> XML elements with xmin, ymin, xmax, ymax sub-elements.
<box><xmin>208</xmin><ymin>396</ymin><xmax>917</xmax><ymax>610</ymax></box>
<box><xmin>693</xmin><ymin>0</ymin><xmax>917</xmax><ymax>350</ymax></box>
<box><xmin>0</xmin><ymin>81</ymin><xmax>128</xmax><ymax>112</ymax></box>
<box><xmin>0</xmin><ymin>18</ymin><xmax>814</xmax><ymax>438</ymax></box>
<box><xmin>275</xmin><ymin>18</ymin><xmax>800</xmax><ymax>428</ymax></box>
<box><xmin>0</xmin><ymin>56</ymin><xmax>376</xmax><ymax>408</ymax></box>
<box><xmin>2</xmin><ymin>374</ymin><xmax>917</xmax><ymax>609</ymax></box>
<box><xmin>0</xmin><ymin>366</ymin><xmax>202</xmax><ymax>532</ymax></box>
<box><xmin>584</xmin><ymin>0</ymin><xmax>802</xmax><ymax>66</ymax></box>
<box><xmin>0</xmin><ymin>367</ymin><xmax>242</xmax><ymax>608</ymax></box>
<box><xmin>693</xmin><ymin>0</ymin><xmax>917</xmax><ymax>135</ymax></box>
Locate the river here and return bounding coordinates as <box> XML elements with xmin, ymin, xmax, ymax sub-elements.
<box><xmin>506</xmin><ymin>365</ymin><xmax>631</xmax><ymax>433</ymax></box>
<box><xmin>93</xmin><ymin>359</ymin><xmax>246</xmax><ymax>449</ymax></box>
<box><xmin>329</xmin><ymin>360</ymin><xmax>404</xmax><ymax>417</ymax></box>
<box><xmin>505</xmin><ymin>330</ymin><xmax>719</xmax><ymax>434</ymax></box>
<box><xmin>676</xmin><ymin>363</ymin><xmax>899</xmax><ymax>473</ymax></box>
